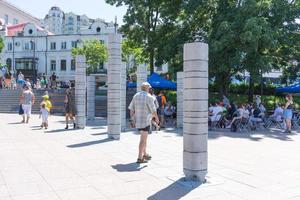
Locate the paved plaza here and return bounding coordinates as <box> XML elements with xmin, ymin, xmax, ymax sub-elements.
<box><xmin>0</xmin><ymin>113</ymin><xmax>300</xmax><ymax>200</ymax></box>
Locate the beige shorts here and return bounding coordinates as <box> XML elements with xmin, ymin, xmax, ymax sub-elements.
<box><xmin>22</xmin><ymin>104</ymin><xmax>32</xmax><ymax>116</ymax></box>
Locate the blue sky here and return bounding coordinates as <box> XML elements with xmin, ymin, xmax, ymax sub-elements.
<box><xmin>8</xmin><ymin>0</ymin><xmax>127</xmax><ymax>24</ymax></box>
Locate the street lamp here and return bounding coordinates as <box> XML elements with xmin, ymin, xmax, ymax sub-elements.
<box><xmin>30</xmin><ymin>40</ymin><xmax>36</xmax><ymax>83</ymax></box>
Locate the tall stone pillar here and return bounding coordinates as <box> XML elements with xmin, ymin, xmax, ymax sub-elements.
<box><xmin>183</xmin><ymin>42</ymin><xmax>208</xmax><ymax>182</ymax></box>
<box><xmin>136</xmin><ymin>64</ymin><xmax>147</xmax><ymax>92</ymax></box>
<box><xmin>121</xmin><ymin>62</ymin><xmax>127</xmax><ymax>131</ymax></box>
<box><xmin>75</xmin><ymin>55</ymin><xmax>87</xmax><ymax>129</ymax></box>
<box><xmin>177</xmin><ymin>72</ymin><xmax>183</xmax><ymax>128</ymax></box>
<box><xmin>87</xmin><ymin>75</ymin><xmax>96</xmax><ymax>120</ymax></box>
<box><xmin>107</xmin><ymin>34</ymin><xmax>122</xmax><ymax>140</ymax></box>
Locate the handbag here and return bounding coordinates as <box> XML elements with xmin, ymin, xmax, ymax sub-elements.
<box><xmin>18</xmin><ymin>104</ymin><xmax>24</xmax><ymax>115</ymax></box>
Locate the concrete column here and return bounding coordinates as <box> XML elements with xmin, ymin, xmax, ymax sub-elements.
<box><xmin>87</xmin><ymin>75</ymin><xmax>96</xmax><ymax>120</ymax></box>
<box><xmin>75</xmin><ymin>55</ymin><xmax>87</xmax><ymax>129</ymax></box>
<box><xmin>107</xmin><ymin>34</ymin><xmax>122</xmax><ymax>140</ymax></box>
<box><xmin>136</xmin><ymin>64</ymin><xmax>147</xmax><ymax>92</ymax></box>
<box><xmin>177</xmin><ymin>72</ymin><xmax>183</xmax><ymax>128</ymax></box>
<box><xmin>183</xmin><ymin>42</ymin><xmax>208</xmax><ymax>182</ymax></box>
<box><xmin>121</xmin><ymin>62</ymin><xmax>127</xmax><ymax>131</ymax></box>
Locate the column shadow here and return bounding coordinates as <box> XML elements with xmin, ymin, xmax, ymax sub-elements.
<box><xmin>147</xmin><ymin>178</ymin><xmax>201</xmax><ymax>200</ymax></box>
<box><xmin>111</xmin><ymin>163</ymin><xmax>147</xmax><ymax>172</ymax></box>
<box><xmin>67</xmin><ymin>137</ymin><xmax>113</xmax><ymax>148</ymax></box>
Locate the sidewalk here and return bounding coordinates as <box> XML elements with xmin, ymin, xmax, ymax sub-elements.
<box><xmin>0</xmin><ymin>113</ymin><xmax>300</xmax><ymax>200</ymax></box>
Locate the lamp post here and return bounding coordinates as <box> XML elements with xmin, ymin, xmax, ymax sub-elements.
<box><xmin>30</xmin><ymin>40</ymin><xmax>36</xmax><ymax>83</ymax></box>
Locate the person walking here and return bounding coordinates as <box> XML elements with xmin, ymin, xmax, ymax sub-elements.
<box><xmin>17</xmin><ymin>71</ymin><xmax>25</xmax><ymax>88</ymax></box>
<box><xmin>20</xmin><ymin>86</ymin><xmax>35</xmax><ymax>123</ymax></box>
<box><xmin>149</xmin><ymin>86</ymin><xmax>160</xmax><ymax>132</ymax></box>
<box><xmin>64</xmin><ymin>83</ymin><xmax>76</xmax><ymax>129</ymax></box>
<box><xmin>284</xmin><ymin>94</ymin><xmax>293</xmax><ymax>133</ymax></box>
<box><xmin>156</xmin><ymin>91</ymin><xmax>166</xmax><ymax>128</ymax></box>
<box><xmin>39</xmin><ymin>103</ymin><xmax>49</xmax><ymax>129</ymax></box>
<box><xmin>128</xmin><ymin>82</ymin><xmax>159</xmax><ymax>164</ymax></box>
<box><xmin>50</xmin><ymin>72</ymin><xmax>57</xmax><ymax>89</ymax></box>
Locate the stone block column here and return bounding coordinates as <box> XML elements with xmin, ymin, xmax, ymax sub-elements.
<box><xmin>177</xmin><ymin>72</ymin><xmax>183</xmax><ymax>128</ymax></box>
<box><xmin>183</xmin><ymin>42</ymin><xmax>208</xmax><ymax>182</ymax></box>
<box><xmin>107</xmin><ymin>34</ymin><xmax>122</xmax><ymax>140</ymax></box>
<box><xmin>136</xmin><ymin>64</ymin><xmax>147</xmax><ymax>92</ymax></box>
<box><xmin>121</xmin><ymin>62</ymin><xmax>127</xmax><ymax>131</ymax></box>
<box><xmin>75</xmin><ymin>55</ymin><xmax>87</xmax><ymax>129</ymax></box>
<box><xmin>87</xmin><ymin>75</ymin><xmax>96</xmax><ymax>120</ymax></box>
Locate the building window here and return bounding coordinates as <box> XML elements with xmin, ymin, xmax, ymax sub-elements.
<box><xmin>24</xmin><ymin>43</ymin><xmax>30</xmax><ymax>50</ymax></box>
<box><xmin>71</xmin><ymin>59</ymin><xmax>76</xmax><ymax>71</ymax></box>
<box><xmin>50</xmin><ymin>60</ymin><xmax>56</xmax><ymax>71</ymax></box>
<box><xmin>50</xmin><ymin>42</ymin><xmax>56</xmax><ymax>50</ymax></box>
<box><xmin>6</xmin><ymin>58</ymin><xmax>12</xmax><ymax>69</ymax></box>
<box><xmin>13</xmin><ymin>18</ymin><xmax>18</xmax><ymax>24</ymax></box>
<box><xmin>60</xmin><ymin>60</ymin><xmax>66</xmax><ymax>71</ymax></box>
<box><xmin>96</xmin><ymin>27</ymin><xmax>101</xmax><ymax>33</ymax></box>
<box><xmin>30</xmin><ymin>41</ymin><xmax>35</xmax><ymax>50</ymax></box>
<box><xmin>71</xmin><ymin>41</ymin><xmax>77</xmax><ymax>48</ymax></box>
<box><xmin>4</xmin><ymin>14</ymin><xmax>8</xmax><ymax>24</ymax></box>
<box><xmin>28</xmin><ymin>29</ymin><xmax>33</xmax><ymax>34</ymax></box>
<box><xmin>61</xmin><ymin>42</ymin><xmax>67</xmax><ymax>49</ymax></box>
<box><xmin>7</xmin><ymin>43</ymin><xmax>12</xmax><ymax>51</ymax></box>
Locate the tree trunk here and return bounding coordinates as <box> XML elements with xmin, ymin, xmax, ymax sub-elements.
<box><xmin>248</xmin><ymin>74</ymin><xmax>254</xmax><ymax>103</ymax></box>
<box><xmin>149</xmin><ymin>49</ymin><xmax>154</xmax><ymax>74</ymax></box>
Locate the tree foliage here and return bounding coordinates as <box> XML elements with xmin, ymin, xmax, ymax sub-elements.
<box><xmin>0</xmin><ymin>37</ymin><xmax>4</xmax><ymax>53</ymax></box>
<box><xmin>122</xmin><ymin>39</ymin><xmax>146</xmax><ymax>68</ymax></box>
<box><xmin>71</xmin><ymin>40</ymin><xmax>108</xmax><ymax>74</ymax></box>
<box><xmin>105</xmin><ymin>0</ymin><xmax>182</xmax><ymax>73</ymax></box>
<box><xmin>107</xmin><ymin>0</ymin><xmax>300</xmax><ymax>100</ymax></box>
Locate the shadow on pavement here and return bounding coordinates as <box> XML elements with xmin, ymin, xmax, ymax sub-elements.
<box><xmin>147</xmin><ymin>178</ymin><xmax>200</xmax><ymax>200</ymax></box>
<box><xmin>8</xmin><ymin>122</ymin><xmax>23</xmax><ymax>125</ymax></box>
<box><xmin>91</xmin><ymin>132</ymin><xmax>107</xmax><ymax>136</ymax></box>
<box><xmin>45</xmin><ymin>128</ymin><xmax>77</xmax><ymax>133</ymax></box>
<box><xmin>111</xmin><ymin>163</ymin><xmax>147</xmax><ymax>172</ymax></box>
<box><xmin>208</xmin><ymin>128</ymin><xmax>295</xmax><ymax>142</ymax></box>
<box><xmin>67</xmin><ymin>138</ymin><xmax>113</xmax><ymax>148</ymax></box>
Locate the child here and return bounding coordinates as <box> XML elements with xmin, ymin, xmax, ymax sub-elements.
<box><xmin>40</xmin><ymin>95</ymin><xmax>52</xmax><ymax>127</ymax></box>
<box><xmin>39</xmin><ymin>104</ymin><xmax>49</xmax><ymax>129</ymax></box>
<box><xmin>41</xmin><ymin>95</ymin><xmax>52</xmax><ymax>113</ymax></box>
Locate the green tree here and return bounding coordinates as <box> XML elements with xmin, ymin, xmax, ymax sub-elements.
<box><xmin>71</xmin><ymin>40</ymin><xmax>108</xmax><ymax>74</ymax></box>
<box><xmin>106</xmin><ymin>0</ymin><xmax>182</xmax><ymax>73</ymax></box>
<box><xmin>122</xmin><ymin>39</ymin><xmax>147</xmax><ymax>70</ymax></box>
<box><xmin>0</xmin><ymin>37</ymin><xmax>4</xmax><ymax>53</ymax></box>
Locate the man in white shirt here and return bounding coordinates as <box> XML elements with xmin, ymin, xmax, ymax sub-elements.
<box><xmin>210</xmin><ymin>102</ymin><xmax>224</xmax><ymax>122</ymax></box>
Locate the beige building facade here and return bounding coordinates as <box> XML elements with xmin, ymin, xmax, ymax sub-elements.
<box><xmin>0</xmin><ymin>0</ymin><xmax>40</xmax><ymax>25</ymax></box>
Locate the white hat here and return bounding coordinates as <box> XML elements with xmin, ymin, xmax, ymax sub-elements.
<box><xmin>141</xmin><ymin>82</ymin><xmax>151</xmax><ymax>87</ymax></box>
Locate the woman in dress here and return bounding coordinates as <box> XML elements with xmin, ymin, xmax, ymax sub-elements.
<box><xmin>283</xmin><ymin>94</ymin><xmax>293</xmax><ymax>133</ymax></box>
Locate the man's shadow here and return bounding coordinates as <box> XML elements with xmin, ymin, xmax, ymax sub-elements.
<box><xmin>111</xmin><ymin>163</ymin><xmax>147</xmax><ymax>172</ymax></box>
<box><xmin>147</xmin><ymin>178</ymin><xmax>202</xmax><ymax>200</ymax></box>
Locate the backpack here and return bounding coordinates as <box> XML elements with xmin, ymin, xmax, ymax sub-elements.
<box><xmin>156</xmin><ymin>96</ymin><xmax>163</xmax><ymax>108</ymax></box>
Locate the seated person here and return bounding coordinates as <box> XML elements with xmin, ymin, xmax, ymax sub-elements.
<box><xmin>227</xmin><ymin>104</ymin><xmax>245</xmax><ymax>128</ymax></box>
<box><xmin>259</xmin><ymin>103</ymin><xmax>266</xmax><ymax>118</ymax></box>
<box><xmin>271</xmin><ymin>104</ymin><xmax>284</xmax><ymax>122</ymax></box>
<box><xmin>164</xmin><ymin>103</ymin><xmax>175</xmax><ymax>117</ymax></box>
<box><xmin>250</xmin><ymin>104</ymin><xmax>263</xmax><ymax>126</ymax></box>
<box><xmin>210</xmin><ymin>102</ymin><xmax>224</xmax><ymax>122</ymax></box>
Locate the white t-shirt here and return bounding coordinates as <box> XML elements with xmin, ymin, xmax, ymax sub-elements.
<box><xmin>211</xmin><ymin>106</ymin><xmax>223</xmax><ymax>121</ymax></box>
<box><xmin>18</xmin><ymin>74</ymin><xmax>24</xmax><ymax>80</ymax></box>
